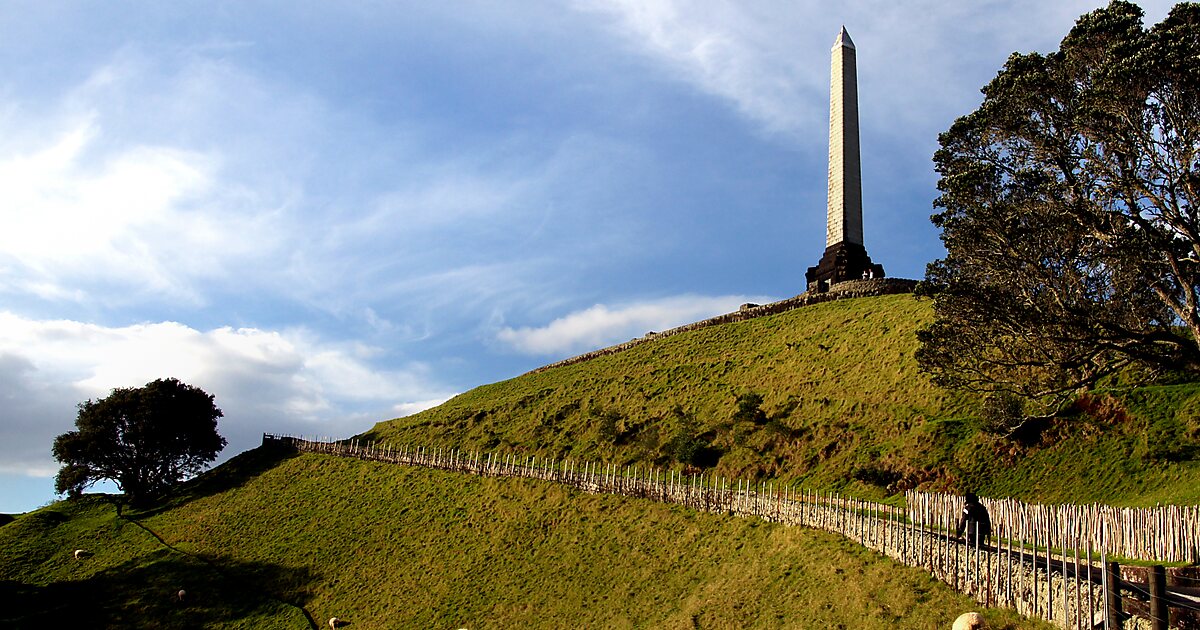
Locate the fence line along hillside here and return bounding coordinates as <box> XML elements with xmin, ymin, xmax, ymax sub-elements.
<box><xmin>907</xmin><ymin>491</ymin><xmax>1200</xmax><ymax>566</ymax></box>
<box><xmin>264</xmin><ymin>434</ymin><xmax>1200</xmax><ymax>629</ymax></box>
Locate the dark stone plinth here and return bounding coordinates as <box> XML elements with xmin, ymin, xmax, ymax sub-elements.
<box><xmin>805</xmin><ymin>241</ymin><xmax>884</xmax><ymax>291</ymax></box>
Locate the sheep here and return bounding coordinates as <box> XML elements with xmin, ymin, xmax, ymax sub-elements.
<box><xmin>952</xmin><ymin>612</ymin><xmax>985</xmax><ymax>630</ymax></box>
<box><xmin>177</xmin><ymin>589</ymin><xmax>187</xmax><ymax>603</ymax></box>
<box><xmin>328</xmin><ymin>617</ymin><xmax>341</xmax><ymax>629</ymax></box>
<box><xmin>73</xmin><ymin>549</ymin><xmax>89</xmax><ymax>560</ymax></box>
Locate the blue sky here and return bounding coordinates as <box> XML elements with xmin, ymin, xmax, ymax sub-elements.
<box><xmin>0</xmin><ymin>1</ymin><xmax>1177</xmax><ymax>512</ymax></box>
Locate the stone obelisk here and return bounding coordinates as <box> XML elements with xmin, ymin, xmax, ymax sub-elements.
<box><xmin>805</xmin><ymin>26</ymin><xmax>883</xmax><ymax>290</ymax></box>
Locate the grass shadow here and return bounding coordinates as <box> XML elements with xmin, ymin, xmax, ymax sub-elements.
<box><xmin>130</xmin><ymin>442</ymin><xmax>300</xmax><ymax>518</ymax></box>
<box><xmin>0</xmin><ymin>549</ymin><xmax>319</xmax><ymax>628</ymax></box>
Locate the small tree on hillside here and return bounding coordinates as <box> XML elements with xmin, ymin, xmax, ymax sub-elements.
<box><xmin>53</xmin><ymin>378</ymin><xmax>226</xmax><ymax>505</ymax></box>
<box><xmin>733</xmin><ymin>392</ymin><xmax>767</xmax><ymax>425</ymax></box>
<box><xmin>666</xmin><ymin>406</ymin><xmax>702</xmax><ymax>465</ymax></box>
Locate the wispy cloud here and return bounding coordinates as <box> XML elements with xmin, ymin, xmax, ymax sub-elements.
<box><xmin>576</xmin><ymin>0</ymin><xmax>1179</xmax><ymax>145</ymax></box>
<box><xmin>0</xmin><ymin>119</ymin><xmax>210</xmax><ymax>297</ymax></box>
<box><xmin>0</xmin><ymin>46</ymin><xmax>641</xmax><ymax>329</ymax></box>
<box><xmin>0</xmin><ymin>53</ymin><xmax>298</xmax><ymax>309</ymax></box>
<box><xmin>0</xmin><ymin>312</ymin><xmax>455</xmax><ymax>478</ymax></box>
<box><xmin>496</xmin><ymin>294</ymin><xmax>772</xmax><ymax>356</ymax></box>
<box><xmin>577</xmin><ymin>0</ymin><xmax>822</xmax><ymax>140</ymax></box>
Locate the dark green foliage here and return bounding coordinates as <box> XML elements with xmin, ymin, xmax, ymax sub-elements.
<box><xmin>851</xmin><ymin>466</ymin><xmax>901</xmax><ymax>490</ymax></box>
<box><xmin>980</xmin><ymin>392</ymin><xmax>1027</xmax><ymax>436</ymax></box>
<box><xmin>52</xmin><ymin>378</ymin><xmax>226</xmax><ymax>506</ymax></box>
<box><xmin>732</xmin><ymin>392</ymin><xmax>767</xmax><ymax>425</ymax></box>
<box><xmin>919</xmin><ymin>1</ymin><xmax>1200</xmax><ymax>413</ymax></box>
<box><xmin>665</xmin><ymin>407</ymin><xmax>707</xmax><ymax>466</ymax></box>
<box><xmin>592</xmin><ymin>407</ymin><xmax>621</xmax><ymax>444</ymax></box>
<box><xmin>52</xmin><ymin>464</ymin><xmax>91</xmax><ymax>500</ymax></box>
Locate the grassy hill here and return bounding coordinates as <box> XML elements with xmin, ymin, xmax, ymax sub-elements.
<box><xmin>4</xmin><ymin>292</ymin><xmax>1197</xmax><ymax>627</ymax></box>
<box><xmin>363</xmin><ymin>293</ymin><xmax>1200</xmax><ymax>505</ymax></box>
<box><xmin>0</xmin><ymin>446</ymin><xmax>1049</xmax><ymax>628</ymax></box>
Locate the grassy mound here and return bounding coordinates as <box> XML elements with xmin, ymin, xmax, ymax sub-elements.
<box><xmin>363</xmin><ymin>294</ymin><xmax>1200</xmax><ymax>505</ymax></box>
<box><xmin>7</xmin><ymin>292</ymin><xmax>1194</xmax><ymax>626</ymax></box>
<box><xmin>1</xmin><ymin>446</ymin><xmax>1049</xmax><ymax>628</ymax></box>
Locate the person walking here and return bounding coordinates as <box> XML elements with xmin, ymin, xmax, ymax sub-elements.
<box><xmin>955</xmin><ymin>492</ymin><xmax>992</xmax><ymax>546</ymax></box>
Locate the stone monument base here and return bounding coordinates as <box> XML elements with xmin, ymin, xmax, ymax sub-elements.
<box><xmin>805</xmin><ymin>241</ymin><xmax>884</xmax><ymax>291</ymax></box>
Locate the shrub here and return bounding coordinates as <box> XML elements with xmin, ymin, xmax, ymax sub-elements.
<box><xmin>665</xmin><ymin>407</ymin><xmax>710</xmax><ymax>466</ymax></box>
<box><xmin>733</xmin><ymin>392</ymin><xmax>767</xmax><ymax>425</ymax></box>
<box><xmin>591</xmin><ymin>407</ymin><xmax>621</xmax><ymax>444</ymax></box>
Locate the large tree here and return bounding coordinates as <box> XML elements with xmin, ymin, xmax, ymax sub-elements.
<box><xmin>918</xmin><ymin>1</ymin><xmax>1200</xmax><ymax>413</ymax></box>
<box><xmin>53</xmin><ymin>378</ymin><xmax>226</xmax><ymax>505</ymax></box>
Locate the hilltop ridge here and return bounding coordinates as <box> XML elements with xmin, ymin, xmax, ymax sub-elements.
<box><xmin>364</xmin><ymin>292</ymin><xmax>1200</xmax><ymax>505</ymax></box>
<box><xmin>529</xmin><ymin>277</ymin><xmax>918</xmax><ymax>374</ymax></box>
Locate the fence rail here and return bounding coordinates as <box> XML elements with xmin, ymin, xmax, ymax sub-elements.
<box><xmin>263</xmin><ymin>434</ymin><xmax>1200</xmax><ymax>629</ymax></box>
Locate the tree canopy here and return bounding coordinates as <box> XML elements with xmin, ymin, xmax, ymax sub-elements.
<box><xmin>918</xmin><ymin>1</ymin><xmax>1200</xmax><ymax>412</ymax></box>
<box><xmin>53</xmin><ymin>378</ymin><xmax>226</xmax><ymax>505</ymax></box>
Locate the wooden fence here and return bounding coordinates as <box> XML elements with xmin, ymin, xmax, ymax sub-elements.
<box><xmin>907</xmin><ymin>491</ymin><xmax>1200</xmax><ymax>565</ymax></box>
<box><xmin>263</xmin><ymin>434</ymin><xmax>1200</xmax><ymax>629</ymax></box>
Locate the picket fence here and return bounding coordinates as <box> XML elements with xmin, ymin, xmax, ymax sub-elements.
<box><xmin>907</xmin><ymin>491</ymin><xmax>1200</xmax><ymax>566</ymax></box>
<box><xmin>264</xmin><ymin>434</ymin><xmax>1199</xmax><ymax>629</ymax></box>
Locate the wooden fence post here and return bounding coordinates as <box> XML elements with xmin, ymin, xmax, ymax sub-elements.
<box><xmin>1105</xmin><ymin>560</ymin><xmax>1123</xmax><ymax>629</ymax></box>
<box><xmin>1149</xmin><ymin>564</ymin><xmax>1168</xmax><ymax>630</ymax></box>
<box><xmin>1045</xmin><ymin>525</ymin><xmax>1053</xmax><ymax>625</ymax></box>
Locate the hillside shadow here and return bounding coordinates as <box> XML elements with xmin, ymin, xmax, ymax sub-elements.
<box><xmin>0</xmin><ymin>548</ymin><xmax>320</xmax><ymax>628</ymax></box>
<box><xmin>130</xmin><ymin>442</ymin><xmax>300</xmax><ymax>518</ymax></box>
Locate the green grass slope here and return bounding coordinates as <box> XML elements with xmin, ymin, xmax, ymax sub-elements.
<box><xmin>7</xmin><ymin>293</ymin><xmax>1196</xmax><ymax>626</ymax></box>
<box><xmin>1</xmin><ymin>447</ymin><xmax>1049</xmax><ymax>629</ymax></box>
<box><xmin>363</xmin><ymin>293</ymin><xmax>1200</xmax><ymax>505</ymax></box>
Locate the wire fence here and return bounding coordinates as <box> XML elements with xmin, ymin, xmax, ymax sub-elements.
<box><xmin>263</xmin><ymin>434</ymin><xmax>1200</xmax><ymax>629</ymax></box>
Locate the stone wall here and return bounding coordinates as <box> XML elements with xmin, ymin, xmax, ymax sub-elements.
<box><xmin>526</xmin><ymin>277</ymin><xmax>918</xmax><ymax>375</ymax></box>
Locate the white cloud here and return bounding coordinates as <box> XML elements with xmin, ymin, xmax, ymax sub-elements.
<box><xmin>393</xmin><ymin>397</ymin><xmax>455</xmax><ymax>418</ymax></box>
<box><xmin>578</xmin><ymin>0</ymin><xmax>821</xmax><ymax>139</ymax></box>
<box><xmin>496</xmin><ymin>294</ymin><xmax>772</xmax><ymax>356</ymax></box>
<box><xmin>0</xmin><ymin>45</ymin><xmax>652</xmax><ymax>327</ymax></box>
<box><xmin>577</xmin><ymin>0</ymin><xmax>1182</xmax><ymax>144</ymax></box>
<box><xmin>0</xmin><ymin>312</ymin><xmax>455</xmax><ymax>478</ymax></box>
<box><xmin>0</xmin><ymin>119</ymin><xmax>217</xmax><ymax>302</ymax></box>
<box><xmin>0</xmin><ymin>53</ymin><xmax>301</xmax><ymax>308</ymax></box>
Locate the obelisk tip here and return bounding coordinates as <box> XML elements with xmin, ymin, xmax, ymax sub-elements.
<box><xmin>834</xmin><ymin>26</ymin><xmax>855</xmax><ymax>50</ymax></box>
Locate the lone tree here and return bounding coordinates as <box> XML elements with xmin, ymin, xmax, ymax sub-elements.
<box><xmin>53</xmin><ymin>378</ymin><xmax>226</xmax><ymax>505</ymax></box>
<box><xmin>918</xmin><ymin>1</ymin><xmax>1200</xmax><ymax>414</ymax></box>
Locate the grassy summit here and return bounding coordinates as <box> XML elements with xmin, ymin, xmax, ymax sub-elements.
<box><xmin>364</xmin><ymin>293</ymin><xmax>1200</xmax><ymax>505</ymax></box>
